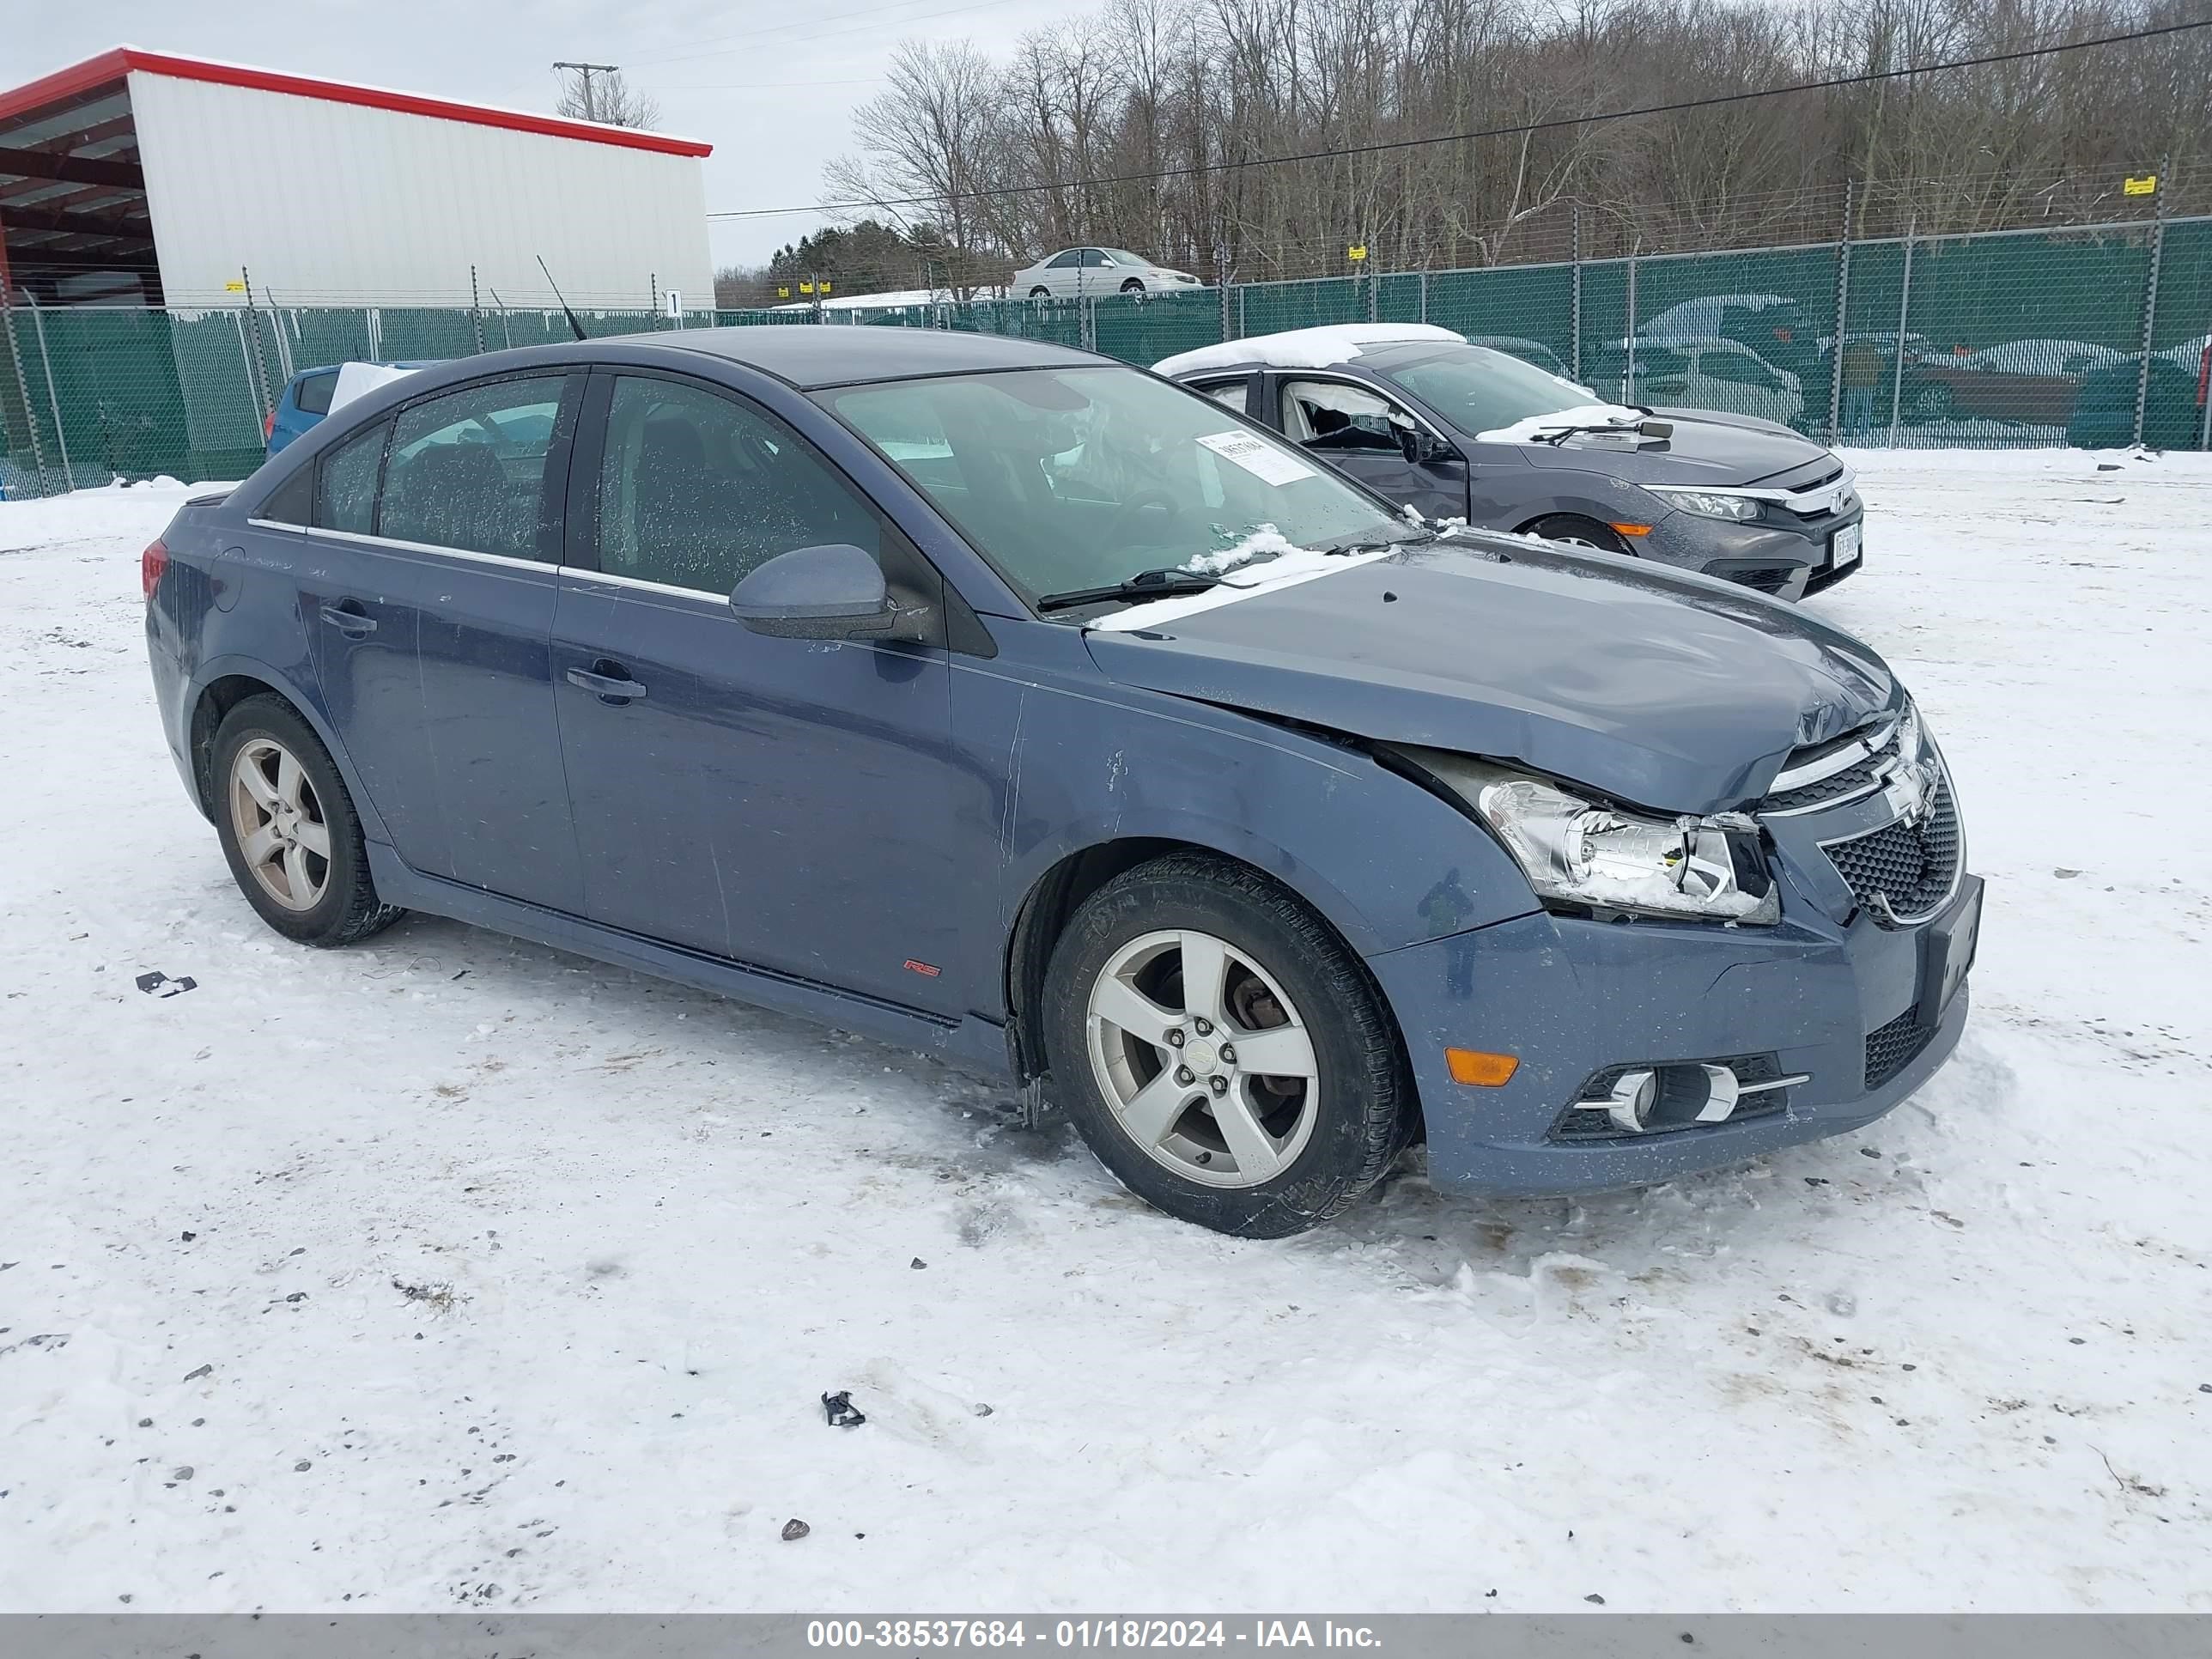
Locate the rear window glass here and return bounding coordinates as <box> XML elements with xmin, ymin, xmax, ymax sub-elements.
<box><xmin>293</xmin><ymin>371</ymin><xmax>338</xmax><ymax>416</ymax></box>
<box><xmin>380</xmin><ymin>376</ymin><xmax>566</xmax><ymax>559</ymax></box>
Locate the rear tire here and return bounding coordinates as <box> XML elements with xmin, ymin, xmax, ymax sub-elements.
<box><xmin>1527</xmin><ymin>514</ymin><xmax>1631</xmax><ymax>555</ymax></box>
<box><xmin>1044</xmin><ymin>853</ymin><xmax>1408</xmax><ymax>1237</ymax></box>
<box><xmin>210</xmin><ymin>695</ymin><xmax>403</xmax><ymax>947</ymax></box>
<box><xmin>1030</xmin><ymin>286</ymin><xmax>1052</xmax><ymax>298</ymax></box>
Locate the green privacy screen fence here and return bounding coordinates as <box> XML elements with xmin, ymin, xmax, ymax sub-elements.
<box><xmin>6</xmin><ymin>216</ymin><xmax>2210</xmax><ymax>498</ymax></box>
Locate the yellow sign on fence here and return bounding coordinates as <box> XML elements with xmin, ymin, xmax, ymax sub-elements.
<box><xmin>1347</xmin><ymin>244</ymin><xmax>1368</xmax><ymax>262</ymax></box>
<box><xmin>2124</xmin><ymin>174</ymin><xmax>2158</xmax><ymax>197</ymax></box>
<box><xmin>223</xmin><ymin>281</ymin><xmax>246</xmax><ymax>293</ymax></box>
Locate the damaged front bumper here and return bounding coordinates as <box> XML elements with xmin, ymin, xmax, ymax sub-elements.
<box><xmin>1366</xmin><ymin>872</ymin><xmax>1980</xmax><ymax>1194</ymax></box>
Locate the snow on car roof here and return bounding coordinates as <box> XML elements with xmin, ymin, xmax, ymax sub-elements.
<box><xmin>1154</xmin><ymin>324</ymin><xmax>1466</xmax><ymax>379</ymax></box>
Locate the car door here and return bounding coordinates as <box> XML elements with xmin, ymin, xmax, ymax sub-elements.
<box><xmin>300</xmin><ymin>370</ymin><xmax>586</xmax><ymax>910</ymax></box>
<box><xmin>1040</xmin><ymin>249</ymin><xmax>1085</xmax><ymax>297</ymax></box>
<box><xmin>1074</xmin><ymin>248</ymin><xmax>1114</xmax><ymax>296</ymax></box>
<box><xmin>1276</xmin><ymin>374</ymin><xmax>1468</xmax><ymax>520</ymax></box>
<box><xmin>550</xmin><ymin>368</ymin><xmax>979</xmax><ymax>1018</ymax></box>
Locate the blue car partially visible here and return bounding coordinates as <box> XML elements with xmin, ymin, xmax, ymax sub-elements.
<box><xmin>264</xmin><ymin>365</ymin><xmax>340</xmax><ymax>455</ymax></box>
<box><xmin>266</xmin><ymin>362</ymin><xmax>440</xmax><ymax>455</ymax></box>
<box><xmin>146</xmin><ymin>329</ymin><xmax>1978</xmax><ymax>1238</ymax></box>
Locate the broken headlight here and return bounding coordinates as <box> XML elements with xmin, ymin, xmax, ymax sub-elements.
<box><xmin>1391</xmin><ymin>748</ymin><xmax>1780</xmax><ymax>924</ymax></box>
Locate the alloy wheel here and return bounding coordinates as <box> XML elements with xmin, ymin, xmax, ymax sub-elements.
<box><xmin>228</xmin><ymin>737</ymin><xmax>331</xmax><ymax>911</ymax></box>
<box><xmin>1083</xmin><ymin>928</ymin><xmax>1321</xmax><ymax>1188</ymax></box>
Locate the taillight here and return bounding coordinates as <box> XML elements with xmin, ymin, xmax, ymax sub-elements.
<box><xmin>141</xmin><ymin>538</ymin><xmax>168</xmax><ymax>600</ymax></box>
<box><xmin>264</xmin><ymin>407</ymin><xmax>276</xmax><ymax>441</ymax></box>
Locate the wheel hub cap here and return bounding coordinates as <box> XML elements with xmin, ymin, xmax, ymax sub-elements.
<box><xmin>1082</xmin><ymin>928</ymin><xmax>1322</xmax><ymax>1190</ymax></box>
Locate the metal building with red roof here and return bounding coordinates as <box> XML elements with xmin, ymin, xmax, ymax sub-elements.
<box><xmin>0</xmin><ymin>48</ymin><xmax>715</xmax><ymax>309</ymax></box>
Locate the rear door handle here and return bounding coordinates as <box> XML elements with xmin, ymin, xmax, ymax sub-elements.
<box><xmin>319</xmin><ymin>602</ymin><xmax>376</xmax><ymax>637</ymax></box>
<box><xmin>567</xmin><ymin>664</ymin><xmax>648</xmax><ymax>702</ymax></box>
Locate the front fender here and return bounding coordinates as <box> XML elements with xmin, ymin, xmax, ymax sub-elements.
<box><xmin>984</xmin><ymin>669</ymin><xmax>1539</xmax><ymax>962</ymax></box>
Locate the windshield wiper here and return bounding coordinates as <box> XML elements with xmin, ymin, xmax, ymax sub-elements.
<box><xmin>1320</xmin><ymin>528</ymin><xmax>1439</xmax><ymax>555</ymax></box>
<box><xmin>1530</xmin><ymin>411</ymin><xmax>1668</xmax><ymax>447</ymax></box>
<box><xmin>1034</xmin><ymin>568</ymin><xmax>1224</xmax><ymax>612</ymax></box>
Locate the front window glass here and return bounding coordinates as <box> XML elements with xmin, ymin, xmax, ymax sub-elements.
<box><xmin>597</xmin><ymin>374</ymin><xmax>886</xmax><ymax>594</ymax></box>
<box><xmin>820</xmin><ymin>366</ymin><xmax>1413</xmax><ymax>606</ymax></box>
<box><xmin>1375</xmin><ymin>346</ymin><xmax>1604</xmax><ymax>435</ymax></box>
<box><xmin>1281</xmin><ymin>380</ymin><xmax>1407</xmax><ymax>451</ymax></box>
<box><xmin>380</xmin><ymin>376</ymin><xmax>566</xmax><ymax>558</ymax></box>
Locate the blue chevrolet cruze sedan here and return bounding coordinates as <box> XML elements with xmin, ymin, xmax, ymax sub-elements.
<box><xmin>143</xmin><ymin>329</ymin><xmax>1979</xmax><ymax>1236</ymax></box>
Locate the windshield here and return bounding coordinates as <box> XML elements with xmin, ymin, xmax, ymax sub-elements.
<box><xmin>1373</xmin><ymin>345</ymin><xmax>1600</xmax><ymax>436</ymax></box>
<box><xmin>818</xmin><ymin>366</ymin><xmax>1414</xmax><ymax>608</ymax></box>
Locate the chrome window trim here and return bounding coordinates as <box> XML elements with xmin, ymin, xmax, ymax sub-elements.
<box><xmin>301</xmin><ymin>526</ymin><xmax>555</xmax><ymax>574</ymax></box>
<box><xmin>562</xmin><ymin>566</ymin><xmax>732</xmax><ymax>605</ymax></box>
<box><xmin>244</xmin><ymin>518</ymin><xmax>306</xmax><ymax>532</ymax></box>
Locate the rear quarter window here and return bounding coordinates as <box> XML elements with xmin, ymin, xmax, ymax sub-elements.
<box><xmin>293</xmin><ymin>371</ymin><xmax>338</xmax><ymax>417</ymax></box>
<box><xmin>313</xmin><ymin>418</ymin><xmax>390</xmax><ymax>535</ymax></box>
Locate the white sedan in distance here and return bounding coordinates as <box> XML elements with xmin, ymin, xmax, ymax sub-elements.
<box><xmin>1012</xmin><ymin>246</ymin><xmax>1203</xmax><ymax>298</ymax></box>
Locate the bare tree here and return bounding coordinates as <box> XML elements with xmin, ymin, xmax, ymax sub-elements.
<box><xmin>556</xmin><ymin>67</ymin><xmax>662</xmax><ymax>131</ymax></box>
<box><xmin>812</xmin><ymin>0</ymin><xmax>2209</xmax><ymax>286</ymax></box>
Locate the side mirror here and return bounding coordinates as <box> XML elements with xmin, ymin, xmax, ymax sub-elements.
<box><xmin>729</xmin><ymin>544</ymin><xmax>894</xmax><ymax>640</ymax></box>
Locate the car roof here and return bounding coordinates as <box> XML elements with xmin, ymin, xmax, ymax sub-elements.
<box><xmin>618</xmin><ymin>325</ymin><xmax>1103</xmax><ymax>388</ymax></box>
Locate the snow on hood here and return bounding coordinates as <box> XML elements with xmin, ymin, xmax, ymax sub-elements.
<box><xmin>1154</xmin><ymin>324</ymin><xmax>1465</xmax><ymax>380</ymax></box>
<box><xmin>1474</xmin><ymin>402</ymin><xmax>1650</xmax><ymax>444</ymax></box>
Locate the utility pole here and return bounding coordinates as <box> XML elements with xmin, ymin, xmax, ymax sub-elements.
<box><xmin>553</xmin><ymin>62</ymin><xmax>619</xmax><ymax>124</ymax></box>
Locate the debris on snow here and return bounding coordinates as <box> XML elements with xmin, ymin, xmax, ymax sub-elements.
<box><xmin>822</xmin><ymin>1391</ymin><xmax>866</xmax><ymax>1429</ymax></box>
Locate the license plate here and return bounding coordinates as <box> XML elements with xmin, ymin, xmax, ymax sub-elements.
<box><xmin>1925</xmin><ymin>883</ymin><xmax>1981</xmax><ymax>1018</ymax></box>
<box><xmin>1830</xmin><ymin>524</ymin><xmax>1863</xmax><ymax>569</ymax></box>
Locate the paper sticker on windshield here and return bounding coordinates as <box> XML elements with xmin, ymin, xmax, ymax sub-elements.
<box><xmin>1195</xmin><ymin>430</ymin><xmax>1316</xmax><ymax>487</ymax></box>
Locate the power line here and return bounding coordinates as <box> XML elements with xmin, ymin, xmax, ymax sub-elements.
<box><xmin>706</xmin><ymin>16</ymin><xmax>2212</xmax><ymax>221</ymax></box>
<box><xmin>628</xmin><ymin>0</ymin><xmax>1045</xmax><ymax>68</ymax></box>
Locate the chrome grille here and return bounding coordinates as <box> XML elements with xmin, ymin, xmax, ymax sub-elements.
<box><xmin>1761</xmin><ymin>722</ymin><xmax>1899</xmax><ymax>813</ymax></box>
<box><xmin>1823</xmin><ymin>773</ymin><xmax>1960</xmax><ymax>927</ymax></box>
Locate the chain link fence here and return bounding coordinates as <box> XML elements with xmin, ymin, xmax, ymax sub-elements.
<box><xmin>7</xmin><ymin>218</ymin><xmax>2209</xmax><ymax>498</ymax></box>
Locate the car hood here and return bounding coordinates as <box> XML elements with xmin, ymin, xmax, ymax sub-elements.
<box><xmin>1083</xmin><ymin>537</ymin><xmax>1895</xmax><ymax>813</ymax></box>
<box><xmin>1504</xmin><ymin>408</ymin><xmax>1832</xmax><ymax>488</ymax></box>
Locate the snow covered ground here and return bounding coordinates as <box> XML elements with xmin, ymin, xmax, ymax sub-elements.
<box><xmin>2</xmin><ymin>451</ymin><xmax>2208</xmax><ymax>1613</ymax></box>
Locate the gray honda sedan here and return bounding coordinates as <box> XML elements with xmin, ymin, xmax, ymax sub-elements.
<box><xmin>146</xmin><ymin>328</ymin><xmax>1972</xmax><ymax>1237</ymax></box>
<box><xmin>1160</xmin><ymin>325</ymin><xmax>1864</xmax><ymax>600</ymax></box>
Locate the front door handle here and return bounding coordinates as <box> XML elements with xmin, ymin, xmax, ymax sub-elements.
<box><xmin>567</xmin><ymin>664</ymin><xmax>648</xmax><ymax>703</ymax></box>
<box><xmin>319</xmin><ymin>602</ymin><xmax>376</xmax><ymax>637</ymax></box>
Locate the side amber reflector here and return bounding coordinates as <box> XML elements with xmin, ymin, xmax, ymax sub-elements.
<box><xmin>1445</xmin><ymin>1048</ymin><xmax>1519</xmax><ymax>1086</ymax></box>
<box><xmin>1608</xmin><ymin>523</ymin><xmax>1654</xmax><ymax>536</ymax></box>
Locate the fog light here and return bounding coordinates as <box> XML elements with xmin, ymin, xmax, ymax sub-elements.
<box><xmin>1445</xmin><ymin>1048</ymin><xmax>1519</xmax><ymax>1086</ymax></box>
<box><xmin>1604</xmin><ymin>1067</ymin><xmax>1659</xmax><ymax>1133</ymax></box>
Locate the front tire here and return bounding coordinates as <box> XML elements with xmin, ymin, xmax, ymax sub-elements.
<box><xmin>210</xmin><ymin>695</ymin><xmax>402</xmax><ymax>946</ymax></box>
<box><xmin>1044</xmin><ymin>853</ymin><xmax>1408</xmax><ymax>1237</ymax></box>
<box><xmin>1119</xmin><ymin>278</ymin><xmax>1146</xmax><ymax>296</ymax></box>
<box><xmin>1527</xmin><ymin>514</ymin><xmax>1631</xmax><ymax>555</ymax></box>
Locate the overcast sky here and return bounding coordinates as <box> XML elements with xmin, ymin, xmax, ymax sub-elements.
<box><xmin>15</xmin><ymin>0</ymin><xmax>1084</xmax><ymax>266</ymax></box>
